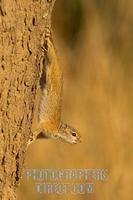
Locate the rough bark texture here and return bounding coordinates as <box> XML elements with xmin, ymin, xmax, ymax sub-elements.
<box><xmin>0</xmin><ymin>0</ymin><xmax>56</xmax><ymax>199</ymax></box>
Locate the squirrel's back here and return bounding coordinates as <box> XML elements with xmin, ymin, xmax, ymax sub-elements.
<box><xmin>39</xmin><ymin>37</ymin><xmax>63</xmax><ymax>133</ymax></box>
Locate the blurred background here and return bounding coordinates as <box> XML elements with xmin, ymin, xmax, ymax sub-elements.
<box><xmin>18</xmin><ymin>0</ymin><xmax>133</xmax><ymax>199</ymax></box>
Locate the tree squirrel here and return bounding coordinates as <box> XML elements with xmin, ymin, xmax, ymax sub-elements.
<box><xmin>32</xmin><ymin>27</ymin><xmax>81</xmax><ymax>144</ymax></box>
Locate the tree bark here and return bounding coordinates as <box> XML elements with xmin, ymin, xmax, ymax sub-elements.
<box><xmin>0</xmin><ymin>0</ymin><xmax>56</xmax><ymax>199</ymax></box>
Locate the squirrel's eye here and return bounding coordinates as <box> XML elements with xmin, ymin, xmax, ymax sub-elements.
<box><xmin>72</xmin><ymin>132</ymin><xmax>76</xmax><ymax>137</ymax></box>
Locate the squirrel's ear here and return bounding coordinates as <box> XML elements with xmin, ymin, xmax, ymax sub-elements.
<box><xmin>53</xmin><ymin>134</ymin><xmax>59</xmax><ymax>139</ymax></box>
<box><xmin>37</xmin><ymin>132</ymin><xmax>49</xmax><ymax>139</ymax></box>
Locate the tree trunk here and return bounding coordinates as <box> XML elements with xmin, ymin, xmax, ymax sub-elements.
<box><xmin>0</xmin><ymin>0</ymin><xmax>56</xmax><ymax>199</ymax></box>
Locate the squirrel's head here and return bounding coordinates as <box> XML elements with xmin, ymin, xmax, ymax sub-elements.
<box><xmin>54</xmin><ymin>122</ymin><xmax>81</xmax><ymax>144</ymax></box>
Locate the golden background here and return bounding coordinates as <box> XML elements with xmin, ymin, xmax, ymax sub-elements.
<box><xmin>18</xmin><ymin>0</ymin><xmax>133</xmax><ymax>199</ymax></box>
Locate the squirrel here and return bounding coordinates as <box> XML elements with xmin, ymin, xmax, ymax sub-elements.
<box><xmin>31</xmin><ymin>27</ymin><xmax>81</xmax><ymax>145</ymax></box>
